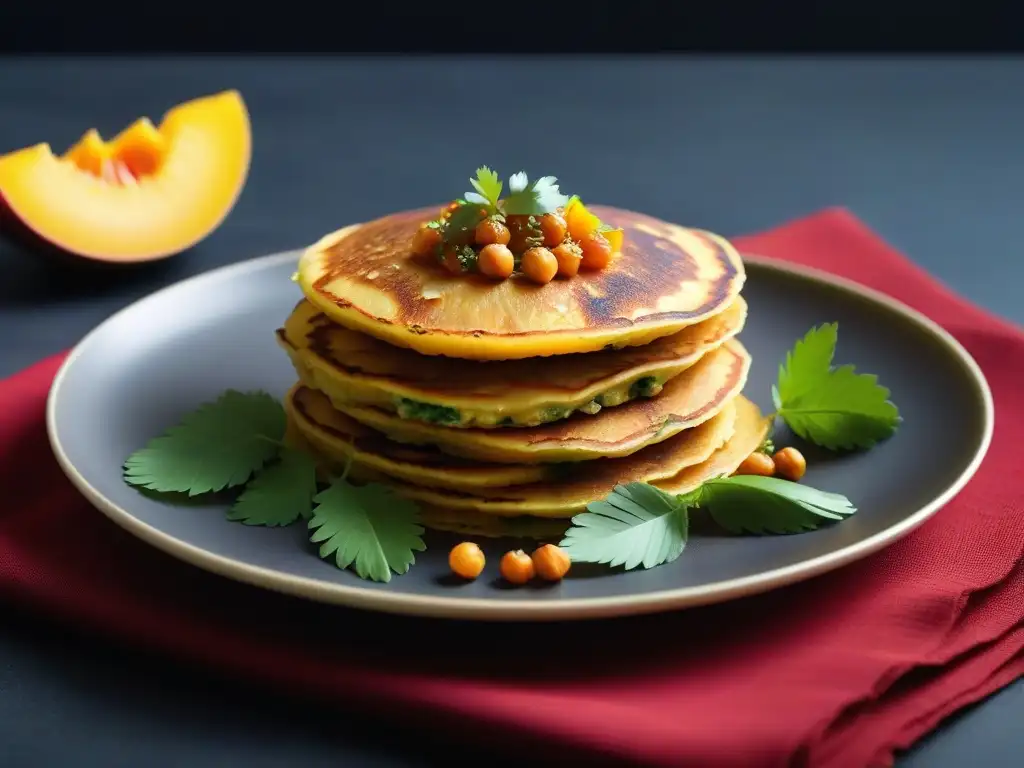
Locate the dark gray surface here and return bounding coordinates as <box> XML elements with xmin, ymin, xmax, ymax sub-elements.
<box><xmin>50</xmin><ymin>254</ymin><xmax>990</xmax><ymax>612</ymax></box>
<box><xmin>0</xmin><ymin>56</ymin><xmax>1021</xmax><ymax>765</ymax></box>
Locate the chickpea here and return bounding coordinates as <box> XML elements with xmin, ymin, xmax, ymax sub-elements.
<box><xmin>532</xmin><ymin>544</ymin><xmax>571</xmax><ymax>582</ymax></box>
<box><xmin>478</xmin><ymin>243</ymin><xmax>514</xmax><ymax>280</ymax></box>
<box><xmin>411</xmin><ymin>225</ymin><xmax>442</xmax><ymax>258</ymax></box>
<box><xmin>551</xmin><ymin>242</ymin><xmax>583</xmax><ymax>278</ymax></box>
<box><xmin>449</xmin><ymin>541</ymin><xmax>485</xmax><ymax>580</ymax></box>
<box><xmin>773</xmin><ymin>447</ymin><xmax>807</xmax><ymax>482</ymax></box>
<box><xmin>521</xmin><ymin>247</ymin><xmax>558</xmax><ymax>285</ymax></box>
<box><xmin>499</xmin><ymin>550</ymin><xmax>535</xmax><ymax>585</ymax></box>
<box><xmin>539</xmin><ymin>212</ymin><xmax>568</xmax><ymax>247</ymax></box>
<box><xmin>475</xmin><ymin>218</ymin><xmax>511</xmax><ymax>247</ymax></box>
<box><xmin>440</xmin><ymin>246</ymin><xmax>464</xmax><ymax>275</ymax></box>
<box><xmin>579</xmin><ymin>232</ymin><xmax>614</xmax><ymax>270</ymax></box>
<box><xmin>734</xmin><ymin>451</ymin><xmax>776</xmax><ymax>477</ymax></box>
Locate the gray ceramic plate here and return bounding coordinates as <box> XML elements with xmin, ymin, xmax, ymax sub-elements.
<box><xmin>47</xmin><ymin>251</ymin><xmax>993</xmax><ymax>621</ymax></box>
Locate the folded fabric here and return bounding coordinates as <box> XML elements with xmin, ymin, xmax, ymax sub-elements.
<box><xmin>0</xmin><ymin>208</ymin><xmax>1020</xmax><ymax>768</ymax></box>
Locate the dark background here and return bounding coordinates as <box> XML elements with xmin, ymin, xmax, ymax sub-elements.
<box><xmin>1</xmin><ymin>6</ymin><xmax>1023</xmax><ymax>765</ymax></box>
<box><xmin>1</xmin><ymin>1</ymin><xmax>1023</xmax><ymax>52</ymax></box>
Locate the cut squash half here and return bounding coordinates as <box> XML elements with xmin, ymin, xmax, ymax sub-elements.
<box><xmin>0</xmin><ymin>90</ymin><xmax>251</xmax><ymax>262</ymax></box>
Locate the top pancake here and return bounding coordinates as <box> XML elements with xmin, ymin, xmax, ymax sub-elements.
<box><xmin>296</xmin><ymin>205</ymin><xmax>746</xmax><ymax>360</ymax></box>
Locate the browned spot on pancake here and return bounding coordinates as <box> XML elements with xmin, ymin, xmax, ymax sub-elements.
<box><xmin>310</xmin><ymin>205</ymin><xmax>741</xmax><ymax>338</ymax></box>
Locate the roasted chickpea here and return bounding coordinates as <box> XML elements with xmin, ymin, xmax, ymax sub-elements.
<box><xmin>539</xmin><ymin>213</ymin><xmax>568</xmax><ymax>247</ymax></box>
<box><xmin>478</xmin><ymin>243</ymin><xmax>514</xmax><ymax>280</ymax></box>
<box><xmin>551</xmin><ymin>242</ymin><xmax>583</xmax><ymax>278</ymax></box>
<box><xmin>475</xmin><ymin>218</ymin><xmax>511</xmax><ymax>247</ymax></box>
<box><xmin>734</xmin><ymin>451</ymin><xmax>776</xmax><ymax>477</ymax></box>
<box><xmin>579</xmin><ymin>232</ymin><xmax>614</xmax><ymax>270</ymax></box>
<box><xmin>773</xmin><ymin>447</ymin><xmax>807</xmax><ymax>482</ymax></box>
<box><xmin>500</xmin><ymin>550</ymin><xmax>535</xmax><ymax>585</ymax></box>
<box><xmin>449</xmin><ymin>542</ymin><xmax>485</xmax><ymax>580</ymax></box>
<box><xmin>532</xmin><ymin>544</ymin><xmax>571</xmax><ymax>581</ymax></box>
<box><xmin>521</xmin><ymin>247</ymin><xmax>558</xmax><ymax>285</ymax></box>
<box><xmin>411</xmin><ymin>225</ymin><xmax>442</xmax><ymax>258</ymax></box>
<box><xmin>440</xmin><ymin>245</ymin><xmax>465</xmax><ymax>275</ymax></box>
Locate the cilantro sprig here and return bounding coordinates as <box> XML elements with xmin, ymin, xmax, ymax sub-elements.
<box><xmin>463</xmin><ymin>166</ymin><xmax>503</xmax><ymax>215</ymax></box>
<box><xmin>770</xmin><ymin>323</ymin><xmax>901</xmax><ymax>450</ymax></box>
<box><xmin>430</xmin><ymin>167</ymin><xmax>571</xmax><ymax>243</ymax></box>
<box><xmin>123</xmin><ymin>391</ymin><xmax>425</xmax><ymax>582</ymax></box>
<box><xmin>503</xmin><ymin>171</ymin><xmax>569</xmax><ymax>216</ymax></box>
<box><xmin>560</xmin><ymin>477</ymin><xmax>857</xmax><ymax>571</ymax></box>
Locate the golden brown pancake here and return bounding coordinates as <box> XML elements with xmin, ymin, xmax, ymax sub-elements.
<box><xmin>295</xmin><ymin>206</ymin><xmax>746</xmax><ymax>360</ymax></box>
<box><xmin>285</xmin><ymin>383</ymin><xmax>737</xmax><ymax>494</ymax></box>
<box><xmin>277</xmin><ymin>295</ymin><xmax>747</xmax><ymax>428</ymax></box>
<box><xmin>321</xmin><ymin>339</ymin><xmax>751</xmax><ymax>464</ymax></box>
<box><xmin>289</xmin><ymin>395</ymin><xmax>769</xmax><ymax>523</ymax></box>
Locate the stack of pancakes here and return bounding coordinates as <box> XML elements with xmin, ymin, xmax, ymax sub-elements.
<box><xmin>277</xmin><ymin>205</ymin><xmax>771</xmax><ymax>539</ymax></box>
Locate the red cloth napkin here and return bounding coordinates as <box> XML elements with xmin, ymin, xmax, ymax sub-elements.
<box><xmin>1</xmin><ymin>208</ymin><xmax>1021</xmax><ymax>768</ymax></box>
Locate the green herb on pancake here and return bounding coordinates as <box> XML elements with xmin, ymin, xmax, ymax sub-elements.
<box><xmin>123</xmin><ymin>390</ymin><xmax>426</xmax><ymax>583</ymax></box>
<box><xmin>560</xmin><ymin>476</ymin><xmax>856</xmax><ymax>571</ymax></box>
<box><xmin>770</xmin><ymin>323</ymin><xmax>902</xmax><ymax>450</ymax></box>
<box><xmin>502</xmin><ymin>172</ymin><xmax>569</xmax><ymax>216</ymax></box>
<box><xmin>309</xmin><ymin>479</ymin><xmax>426</xmax><ymax>583</ymax></box>
<box><xmin>463</xmin><ymin>166</ymin><xmax>504</xmax><ymax>216</ymax></box>
<box><xmin>432</xmin><ymin>169</ymin><xmax>570</xmax><ymax>236</ymax></box>
<box><xmin>395</xmin><ymin>398</ymin><xmax>462</xmax><ymax>426</ymax></box>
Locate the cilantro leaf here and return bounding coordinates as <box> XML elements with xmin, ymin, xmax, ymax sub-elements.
<box><xmin>700</xmin><ymin>475</ymin><xmax>857</xmax><ymax>534</ymax></box>
<box><xmin>308</xmin><ymin>479</ymin><xmax>426</xmax><ymax>582</ymax></box>
<box><xmin>503</xmin><ymin>173</ymin><xmax>569</xmax><ymax>216</ymax></box>
<box><xmin>559</xmin><ymin>482</ymin><xmax>691</xmax><ymax>570</ymax></box>
<box><xmin>773</xmin><ymin>323</ymin><xmax>901</xmax><ymax>450</ymax></box>
<box><xmin>226</xmin><ymin>448</ymin><xmax>318</xmax><ymax>527</ymax></box>
<box><xmin>123</xmin><ymin>390</ymin><xmax>285</xmax><ymax>495</ymax></box>
<box><xmin>442</xmin><ymin>202</ymin><xmax>486</xmax><ymax>244</ymax></box>
<box><xmin>508</xmin><ymin>171</ymin><xmax>529</xmax><ymax>194</ymax></box>
<box><xmin>465</xmin><ymin>166</ymin><xmax>503</xmax><ymax>211</ymax></box>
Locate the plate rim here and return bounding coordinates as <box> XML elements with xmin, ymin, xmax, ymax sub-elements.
<box><xmin>45</xmin><ymin>249</ymin><xmax>996</xmax><ymax>622</ymax></box>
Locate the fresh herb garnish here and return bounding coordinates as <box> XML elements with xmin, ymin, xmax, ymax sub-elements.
<box><xmin>559</xmin><ymin>482</ymin><xmax>691</xmax><ymax>570</ymax></box>
<box><xmin>700</xmin><ymin>474</ymin><xmax>856</xmax><ymax>534</ymax></box>
<box><xmin>560</xmin><ymin>476</ymin><xmax>856</xmax><ymax>570</ymax></box>
<box><xmin>502</xmin><ymin>172</ymin><xmax>569</xmax><ymax>216</ymax></box>
<box><xmin>227</xmin><ymin>448</ymin><xmax>318</xmax><ymax>526</ymax></box>
<box><xmin>123</xmin><ymin>390</ymin><xmax>285</xmax><ymax>495</ymax></box>
<box><xmin>463</xmin><ymin>166</ymin><xmax>503</xmax><ymax>216</ymax></box>
<box><xmin>309</xmin><ymin>479</ymin><xmax>426</xmax><ymax>583</ymax></box>
<box><xmin>429</xmin><ymin>168</ymin><xmax>572</xmax><ymax>243</ymax></box>
<box><xmin>441</xmin><ymin>202</ymin><xmax>486</xmax><ymax>245</ymax></box>
<box><xmin>770</xmin><ymin>323</ymin><xmax>901</xmax><ymax>450</ymax></box>
<box><xmin>123</xmin><ymin>391</ymin><xmax>425</xmax><ymax>583</ymax></box>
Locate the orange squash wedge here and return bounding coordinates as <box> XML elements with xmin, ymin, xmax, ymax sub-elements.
<box><xmin>0</xmin><ymin>90</ymin><xmax>251</xmax><ymax>263</ymax></box>
<box><xmin>564</xmin><ymin>197</ymin><xmax>624</xmax><ymax>252</ymax></box>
